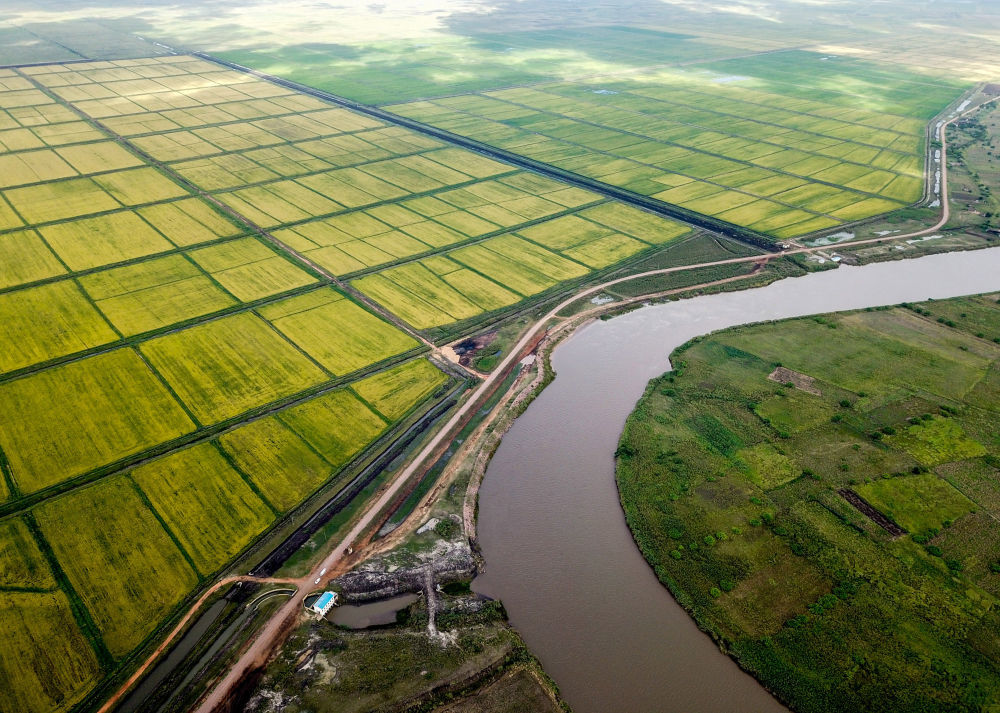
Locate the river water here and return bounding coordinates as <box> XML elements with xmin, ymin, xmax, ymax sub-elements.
<box><xmin>473</xmin><ymin>248</ymin><xmax>1000</xmax><ymax>713</ymax></box>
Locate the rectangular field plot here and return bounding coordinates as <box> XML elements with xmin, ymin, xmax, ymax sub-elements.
<box><xmin>132</xmin><ymin>443</ymin><xmax>274</xmax><ymax>575</ymax></box>
<box><xmin>35</xmin><ymin>476</ymin><xmax>198</xmax><ymax>658</ymax></box>
<box><xmin>140</xmin><ymin>311</ymin><xmax>327</xmax><ymax>424</ymax></box>
<box><xmin>78</xmin><ymin>254</ymin><xmax>237</xmax><ymax>336</ymax></box>
<box><xmin>55</xmin><ymin>141</ymin><xmax>143</xmax><ymax>174</ymax></box>
<box><xmin>0</xmin><ymin>149</ymin><xmax>77</xmax><ymax>188</ymax></box>
<box><xmin>258</xmin><ymin>288</ymin><xmax>418</xmax><ymax>375</ymax></box>
<box><xmin>91</xmin><ymin>167</ymin><xmax>188</xmax><ymax>205</ymax></box>
<box><xmin>0</xmin><ymin>349</ymin><xmax>195</xmax><ymax>492</ymax></box>
<box><xmin>0</xmin><ymin>518</ymin><xmax>55</xmax><ymax>589</ymax></box>
<box><xmin>353</xmin><ymin>201</ymin><xmax>691</xmax><ymax>330</ymax></box>
<box><xmin>137</xmin><ymin>198</ymin><xmax>244</xmax><ymax>247</ymax></box>
<box><xmin>39</xmin><ymin>212</ymin><xmax>174</xmax><ymax>271</ymax></box>
<box><xmin>0</xmin><ymin>280</ymin><xmax>118</xmax><ymax>373</ymax></box>
<box><xmin>278</xmin><ymin>389</ymin><xmax>387</xmax><ymax>467</ymax></box>
<box><xmin>352</xmin><ymin>359</ymin><xmax>448</xmax><ymax>421</ymax></box>
<box><xmin>187</xmin><ymin>237</ymin><xmax>317</xmax><ymax>301</ymax></box>
<box><xmin>219</xmin><ymin>417</ymin><xmax>332</xmax><ymax>513</ymax></box>
<box><xmin>5</xmin><ymin>177</ymin><xmax>120</xmax><ymax>223</ymax></box>
<box><xmin>0</xmin><ymin>590</ymin><xmax>102</xmax><ymax>713</ymax></box>
<box><xmin>0</xmin><ymin>229</ymin><xmax>66</xmax><ymax>289</ymax></box>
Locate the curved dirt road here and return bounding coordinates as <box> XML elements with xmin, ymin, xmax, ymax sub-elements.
<box><xmin>108</xmin><ymin>94</ymin><xmax>989</xmax><ymax>713</ymax></box>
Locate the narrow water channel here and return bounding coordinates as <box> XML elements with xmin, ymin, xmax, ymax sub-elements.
<box><xmin>474</xmin><ymin>248</ymin><xmax>1000</xmax><ymax>713</ymax></box>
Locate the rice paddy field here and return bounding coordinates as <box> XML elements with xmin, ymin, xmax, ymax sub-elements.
<box><xmin>385</xmin><ymin>50</ymin><xmax>968</xmax><ymax>239</ymax></box>
<box><xmin>0</xmin><ymin>53</ymin><xmax>702</xmax><ymax>712</ymax></box>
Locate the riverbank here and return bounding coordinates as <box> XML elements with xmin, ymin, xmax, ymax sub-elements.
<box><xmin>615</xmin><ymin>293</ymin><xmax>1000</xmax><ymax>712</ymax></box>
<box><xmin>473</xmin><ymin>246</ymin><xmax>1000</xmax><ymax>713</ymax></box>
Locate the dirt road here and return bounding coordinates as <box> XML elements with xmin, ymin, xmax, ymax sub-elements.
<box><xmin>109</xmin><ymin>94</ymin><xmax>990</xmax><ymax>713</ymax></box>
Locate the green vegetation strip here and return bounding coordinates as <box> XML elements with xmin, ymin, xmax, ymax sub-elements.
<box><xmin>616</xmin><ymin>293</ymin><xmax>1000</xmax><ymax>712</ymax></box>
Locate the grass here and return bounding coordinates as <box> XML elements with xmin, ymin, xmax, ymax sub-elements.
<box><xmin>0</xmin><ymin>348</ymin><xmax>195</xmax><ymax>492</ymax></box>
<box><xmin>140</xmin><ymin>311</ymin><xmax>328</xmax><ymax>424</ymax></box>
<box><xmin>351</xmin><ymin>358</ymin><xmax>448</xmax><ymax>421</ymax></box>
<box><xmin>0</xmin><ymin>279</ymin><xmax>118</xmax><ymax>373</ymax></box>
<box><xmin>35</xmin><ymin>476</ymin><xmax>198</xmax><ymax>657</ymax></box>
<box><xmin>616</xmin><ymin>295</ymin><xmax>1000</xmax><ymax>713</ymax></box>
<box><xmin>131</xmin><ymin>443</ymin><xmax>275</xmax><ymax>575</ymax></box>
<box><xmin>260</xmin><ymin>289</ymin><xmax>418</xmax><ymax>375</ymax></box>
<box><xmin>855</xmin><ymin>473</ymin><xmax>975</xmax><ymax>534</ymax></box>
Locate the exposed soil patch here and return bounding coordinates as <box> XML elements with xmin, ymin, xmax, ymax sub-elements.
<box><xmin>838</xmin><ymin>488</ymin><xmax>907</xmax><ymax>536</ymax></box>
<box><xmin>453</xmin><ymin>332</ymin><xmax>498</xmax><ymax>367</ymax></box>
<box><xmin>768</xmin><ymin>367</ymin><xmax>822</xmax><ymax>395</ymax></box>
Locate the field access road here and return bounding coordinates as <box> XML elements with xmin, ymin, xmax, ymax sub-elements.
<box><xmin>118</xmin><ymin>88</ymin><xmax>992</xmax><ymax>713</ymax></box>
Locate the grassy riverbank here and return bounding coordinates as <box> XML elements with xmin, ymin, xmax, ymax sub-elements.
<box><xmin>616</xmin><ymin>293</ymin><xmax>1000</xmax><ymax>712</ymax></box>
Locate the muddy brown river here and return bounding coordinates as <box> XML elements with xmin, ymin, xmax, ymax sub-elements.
<box><xmin>474</xmin><ymin>248</ymin><xmax>1000</xmax><ymax>713</ymax></box>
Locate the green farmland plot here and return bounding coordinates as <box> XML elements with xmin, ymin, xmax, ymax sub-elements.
<box><xmin>35</xmin><ymin>476</ymin><xmax>198</xmax><ymax>658</ymax></box>
<box><xmin>354</xmin><ymin>206</ymin><xmax>692</xmax><ymax>330</ymax></box>
<box><xmin>0</xmin><ymin>349</ymin><xmax>195</xmax><ymax>492</ymax></box>
<box><xmin>78</xmin><ymin>255</ymin><xmax>238</xmax><ymax>337</ymax></box>
<box><xmin>132</xmin><ymin>443</ymin><xmax>275</xmax><ymax>575</ymax></box>
<box><xmin>0</xmin><ymin>230</ymin><xmax>65</xmax><ymax>289</ymax></box>
<box><xmin>140</xmin><ymin>312</ymin><xmax>327</xmax><ymax>424</ymax></box>
<box><xmin>278</xmin><ymin>389</ymin><xmax>388</xmax><ymax>467</ymax></box>
<box><xmin>258</xmin><ymin>288</ymin><xmax>419</xmax><ymax>375</ymax></box>
<box><xmin>386</xmin><ymin>50</ymin><xmax>966</xmax><ymax>239</ymax></box>
<box><xmin>616</xmin><ymin>294</ymin><xmax>1000</xmax><ymax>713</ymax></box>
<box><xmin>0</xmin><ymin>590</ymin><xmax>102</xmax><ymax>713</ymax></box>
<box><xmin>352</xmin><ymin>359</ymin><xmax>449</xmax><ymax>421</ymax></box>
<box><xmin>0</xmin><ymin>280</ymin><xmax>118</xmax><ymax>373</ymax></box>
<box><xmin>219</xmin><ymin>417</ymin><xmax>333</xmax><ymax>513</ymax></box>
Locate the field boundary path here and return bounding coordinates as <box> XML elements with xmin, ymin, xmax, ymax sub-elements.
<box><xmin>105</xmin><ymin>68</ymin><xmax>995</xmax><ymax>713</ymax></box>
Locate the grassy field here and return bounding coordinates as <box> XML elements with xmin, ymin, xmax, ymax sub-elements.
<box><xmin>616</xmin><ymin>293</ymin><xmax>1000</xmax><ymax>712</ymax></box>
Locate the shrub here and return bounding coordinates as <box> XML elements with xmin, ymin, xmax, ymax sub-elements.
<box><xmin>709</xmin><ymin>587</ymin><xmax>722</xmax><ymax>598</ymax></box>
<box><xmin>434</xmin><ymin>518</ymin><xmax>458</xmax><ymax>539</ymax></box>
